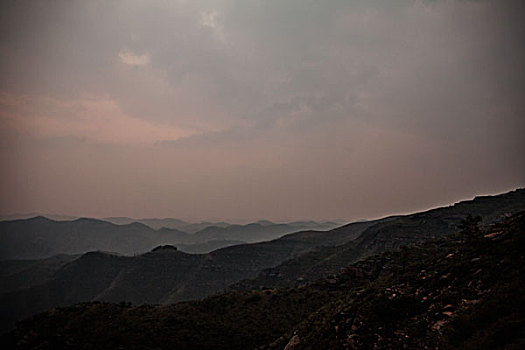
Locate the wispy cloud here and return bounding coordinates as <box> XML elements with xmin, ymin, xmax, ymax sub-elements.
<box><xmin>118</xmin><ymin>51</ymin><xmax>151</xmax><ymax>67</ymax></box>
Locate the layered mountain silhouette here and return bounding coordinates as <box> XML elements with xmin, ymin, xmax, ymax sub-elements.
<box><xmin>0</xmin><ymin>189</ymin><xmax>523</xmax><ymax>332</ymax></box>
<box><xmin>3</xmin><ymin>200</ymin><xmax>524</xmax><ymax>349</ymax></box>
<box><xmin>103</xmin><ymin>217</ymin><xmax>232</xmax><ymax>233</ymax></box>
<box><xmin>103</xmin><ymin>217</ymin><xmax>341</xmax><ymax>233</ymax></box>
<box><xmin>0</xmin><ymin>217</ymin><xmax>189</xmax><ymax>260</ymax></box>
<box><xmin>0</xmin><ymin>217</ymin><xmax>342</xmax><ymax>260</ymax></box>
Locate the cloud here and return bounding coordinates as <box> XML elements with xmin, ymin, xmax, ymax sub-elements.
<box><xmin>200</xmin><ymin>9</ymin><xmax>226</xmax><ymax>43</ymax></box>
<box><xmin>118</xmin><ymin>51</ymin><xmax>151</xmax><ymax>67</ymax></box>
<box><xmin>0</xmin><ymin>0</ymin><xmax>523</xmax><ymax>219</ymax></box>
<box><xmin>200</xmin><ymin>10</ymin><xmax>221</xmax><ymax>29</ymax></box>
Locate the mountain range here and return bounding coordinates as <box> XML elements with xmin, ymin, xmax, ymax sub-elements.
<box><xmin>3</xmin><ymin>199</ymin><xmax>524</xmax><ymax>349</ymax></box>
<box><xmin>0</xmin><ymin>217</ymin><xmax>341</xmax><ymax>260</ymax></box>
<box><xmin>0</xmin><ymin>189</ymin><xmax>523</xmax><ymax>333</ymax></box>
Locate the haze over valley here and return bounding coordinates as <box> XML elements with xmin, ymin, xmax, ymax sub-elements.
<box><xmin>0</xmin><ymin>216</ymin><xmax>343</xmax><ymax>259</ymax></box>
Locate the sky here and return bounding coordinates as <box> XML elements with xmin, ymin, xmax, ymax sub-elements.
<box><xmin>0</xmin><ymin>0</ymin><xmax>524</xmax><ymax>222</ymax></box>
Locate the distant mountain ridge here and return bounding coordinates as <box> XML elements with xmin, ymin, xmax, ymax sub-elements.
<box><xmin>0</xmin><ymin>217</ymin><xmax>190</xmax><ymax>260</ymax></box>
<box><xmin>102</xmin><ymin>217</ymin><xmax>230</xmax><ymax>233</ymax></box>
<box><xmin>0</xmin><ymin>216</ymin><xmax>342</xmax><ymax>260</ymax></box>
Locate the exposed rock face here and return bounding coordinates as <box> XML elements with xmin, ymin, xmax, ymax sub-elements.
<box><xmin>283</xmin><ymin>335</ymin><xmax>300</xmax><ymax>350</ymax></box>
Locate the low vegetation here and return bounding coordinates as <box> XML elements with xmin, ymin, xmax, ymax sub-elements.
<box><xmin>3</xmin><ymin>211</ymin><xmax>524</xmax><ymax>349</ymax></box>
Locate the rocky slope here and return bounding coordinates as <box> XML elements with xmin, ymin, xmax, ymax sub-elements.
<box><xmin>270</xmin><ymin>212</ymin><xmax>525</xmax><ymax>350</ymax></box>
<box><xmin>234</xmin><ymin>189</ymin><xmax>525</xmax><ymax>290</ymax></box>
<box><xmin>1</xmin><ymin>189</ymin><xmax>524</xmax><ymax>332</ymax></box>
<box><xmin>3</xmin><ymin>210</ymin><xmax>523</xmax><ymax>350</ymax></box>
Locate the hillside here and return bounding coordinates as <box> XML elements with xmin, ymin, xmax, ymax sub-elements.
<box><xmin>0</xmin><ymin>217</ymin><xmax>341</xmax><ymax>260</ymax></box>
<box><xmin>187</xmin><ymin>221</ymin><xmax>342</xmax><ymax>243</ymax></box>
<box><xmin>0</xmin><ymin>217</ymin><xmax>190</xmax><ymax>260</ymax></box>
<box><xmin>267</xmin><ymin>211</ymin><xmax>525</xmax><ymax>350</ymax></box>
<box><xmin>0</xmin><ymin>255</ymin><xmax>78</xmax><ymax>295</ymax></box>
<box><xmin>3</xmin><ymin>210</ymin><xmax>523</xmax><ymax>349</ymax></box>
<box><xmin>0</xmin><ymin>235</ymin><xmax>337</xmax><ymax>330</ymax></box>
<box><xmin>234</xmin><ymin>189</ymin><xmax>525</xmax><ymax>290</ymax></box>
<box><xmin>176</xmin><ymin>239</ymin><xmax>246</xmax><ymax>254</ymax></box>
<box><xmin>0</xmin><ymin>190</ymin><xmax>523</xmax><ymax>332</ymax></box>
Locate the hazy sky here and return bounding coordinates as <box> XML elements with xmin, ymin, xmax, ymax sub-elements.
<box><xmin>1</xmin><ymin>0</ymin><xmax>524</xmax><ymax>222</ymax></box>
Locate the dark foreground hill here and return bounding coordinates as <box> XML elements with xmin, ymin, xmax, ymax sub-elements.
<box><xmin>0</xmin><ymin>189</ymin><xmax>524</xmax><ymax>332</ymax></box>
<box><xmin>3</xmin><ymin>211</ymin><xmax>524</xmax><ymax>350</ymax></box>
<box><xmin>233</xmin><ymin>189</ymin><xmax>525</xmax><ymax>290</ymax></box>
<box><xmin>269</xmin><ymin>212</ymin><xmax>525</xmax><ymax>350</ymax></box>
<box><xmin>0</xmin><ymin>255</ymin><xmax>78</xmax><ymax>295</ymax></box>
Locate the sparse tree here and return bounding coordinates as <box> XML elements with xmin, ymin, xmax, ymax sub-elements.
<box><xmin>460</xmin><ymin>214</ymin><xmax>482</xmax><ymax>242</ymax></box>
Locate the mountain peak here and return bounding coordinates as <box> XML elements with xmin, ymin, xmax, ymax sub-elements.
<box><xmin>151</xmin><ymin>245</ymin><xmax>178</xmax><ymax>253</ymax></box>
<box><xmin>30</xmin><ymin>215</ymin><xmax>53</xmax><ymax>222</ymax></box>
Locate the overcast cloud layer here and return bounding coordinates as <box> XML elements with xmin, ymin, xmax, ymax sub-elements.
<box><xmin>1</xmin><ymin>0</ymin><xmax>524</xmax><ymax>222</ymax></box>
